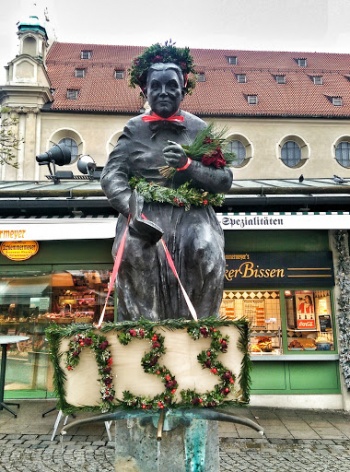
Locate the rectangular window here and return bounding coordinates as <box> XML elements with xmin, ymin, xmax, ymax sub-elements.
<box><xmin>80</xmin><ymin>50</ymin><xmax>92</xmax><ymax>59</ymax></box>
<box><xmin>227</xmin><ymin>56</ymin><xmax>237</xmax><ymax>65</ymax></box>
<box><xmin>66</xmin><ymin>89</ymin><xmax>79</xmax><ymax>100</ymax></box>
<box><xmin>75</xmin><ymin>68</ymin><xmax>86</xmax><ymax>78</ymax></box>
<box><xmin>275</xmin><ymin>75</ymin><xmax>286</xmax><ymax>84</ymax></box>
<box><xmin>285</xmin><ymin>290</ymin><xmax>334</xmax><ymax>351</ymax></box>
<box><xmin>220</xmin><ymin>289</ymin><xmax>335</xmax><ymax>355</ymax></box>
<box><xmin>0</xmin><ymin>269</ymin><xmax>114</xmax><ymax>395</ymax></box>
<box><xmin>247</xmin><ymin>94</ymin><xmax>258</xmax><ymax>105</ymax></box>
<box><xmin>296</xmin><ymin>58</ymin><xmax>307</xmax><ymax>67</ymax></box>
<box><xmin>196</xmin><ymin>72</ymin><xmax>206</xmax><ymax>82</ymax></box>
<box><xmin>236</xmin><ymin>74</ymin><xmax>246</xmax><ymax>83</ymax></box>
<box><xmin>312</xmin><ymin>76</ymin><xmax>323</xmax><ymax>85</ymax></box>
<box><xmin>114</xmin><ymin>70</ymin><xmax>125</xmax><ymax>79</ymax></box>
<box><xmin>220</xmin><ymin>290</ymin><xmax>283</xmax><ymax>354</ymax></box>
<box><xmin>332</xmin><ymin>97</ymin><xmax>343</xmax><ymax>106</ymax></box>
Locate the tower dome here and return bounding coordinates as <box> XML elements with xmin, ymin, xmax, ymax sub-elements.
<box><xmin>17</xmin><ymin>15</ymin><xmax>48</xmax><ymax>40</ymax></box>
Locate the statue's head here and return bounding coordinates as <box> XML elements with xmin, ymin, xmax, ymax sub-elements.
<box><xmin>128</xmin><ymin>40</ymin><xmax>196</xmax><ymax>96</ymax></box>
<box><xmin>145</xmin><ymin>63</ymin><xmax>185</xmax><ymax>118</ymax></box>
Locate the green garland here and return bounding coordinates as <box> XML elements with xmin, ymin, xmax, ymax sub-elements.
<box><xmin>129</xmin><ymin>178</ymin><xmax>225</xmax><ymax>210</ymax></box>
<box><xmin>65</xmin><ymin>331</ymin><xmax>115</xmax><ymax>412</ymax></box>
<box><xmin>181</xmin><ymin>325</ymin><xmax>235</xmax><ymax>407</ymax></box>
<box><xmin>128</xmin><ymin>40</ymin><xmax>196</xmax><ymax>95</ymax></box>
<box><xmin>118</xmin><ymin>327</ymin><xmax>178</xmax><ymax>410</ymax></box>
<box><xmin>45</xmin><ymin>317</ymin><xmax>251</xmax><ymax>414</ymax></box>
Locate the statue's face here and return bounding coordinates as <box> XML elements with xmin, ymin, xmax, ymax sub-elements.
<box><xmin>146</xmin><ymin>68</ymin><xmax>184</xmax><ymax>118</ymax></box>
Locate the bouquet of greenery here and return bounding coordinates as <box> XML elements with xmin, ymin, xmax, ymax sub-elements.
<box><xmin>159</xmin><ymin>123</ymin><xmax>235</xmax><ymax>178</ymax></box>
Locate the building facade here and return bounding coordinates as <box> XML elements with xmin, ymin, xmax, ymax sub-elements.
<box><xmin>1</xmin><ymin>14</ymin><xmax>350</xmax><ymax>410</ymax></box>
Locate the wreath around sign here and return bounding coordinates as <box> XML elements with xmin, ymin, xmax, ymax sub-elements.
<box><xmin>46</xmin><ymin>317</ymin><xmax>251</xmax><ymax>415</ymax></box>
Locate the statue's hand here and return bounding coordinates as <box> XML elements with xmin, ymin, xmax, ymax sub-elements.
<box><xmin>163</xmin><ymin>141</ymin><xmax>187</xmax><ymax>168</ymax></box>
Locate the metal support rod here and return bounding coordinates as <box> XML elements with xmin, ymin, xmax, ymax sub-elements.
<box><xmin>157</xmin><ymin>409</ymin><xmax>166</xmax><ymax>441</ymax></box>
<box><xmin>60</xmin><ymin>407</ymin><xmax>264</xmax><ymax>437</ymax></box>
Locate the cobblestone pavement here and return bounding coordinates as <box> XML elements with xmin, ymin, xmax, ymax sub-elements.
<box><xmin>0</xmin><ymin>402</ymin><xmax>350</xmax><ymax>470</ymax></box>
<box><xmin>0</xmin><ymin>436</ymin><xmax>349</xmax><ymax>471</ymax></box>
<box><xmin>0</xmin><ymin>435</ymin><xmax>116</xmax><ymax>471</ymax></box>
<box><xmin>220</xmin><ymin>438</ymin><xmax>350</xmax><ymax>472</ymax></box>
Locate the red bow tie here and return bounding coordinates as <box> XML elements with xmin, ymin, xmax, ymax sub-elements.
<box><xmin>142</xmin><ymin>113</ymin><xmax>184</xmax><ymax>123</ymax></box>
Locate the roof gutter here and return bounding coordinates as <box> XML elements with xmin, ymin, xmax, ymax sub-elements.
<box><xmin>0</xmin><ymin>193</ymin><xmax>349</xmax><ymax>215</ymax></box>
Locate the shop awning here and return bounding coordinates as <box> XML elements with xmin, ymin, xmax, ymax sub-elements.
<box><xmin>0</xmin><ymin>212</ymin><xmax>349</xmax><ymax>241</ymax></box>
<box><xmin>0</xmin><ymin>215</ymin><xmax>118</xmax><ymax>241</ymax></box>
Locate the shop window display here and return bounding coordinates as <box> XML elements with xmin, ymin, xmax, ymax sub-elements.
<box><xmin>220</xmin><ymin>289</ymin><xmax>335</xmax><ymax>355</ymax></box>
<box><xmin>0</xmin><ymin>269</ymin><xmax>114</xmax><ymax>395</ymax></box>
<box><xmin>285</xmin><ymin>290</ymin><xmax>334</xmax><ymax>351</ymax></box>
<box><xmin>220</xmin><ymin>290</ymin><xmax>282</xmax><ymax>355</ymax></box>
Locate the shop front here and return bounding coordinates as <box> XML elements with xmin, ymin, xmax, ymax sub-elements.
<box><xmin>0</xmin><ymin>216</ymin><xmax>117</xmax><ymax>400</ymax></box>
<box><xmin>0</xmin><ymin>207</ymin><xmax>349</xmax><ymax>410</ymax></box>
<box><xmin>217</xmin><ymin>211</ymin><xmax>347</xmax><ymax>409</ymax></box>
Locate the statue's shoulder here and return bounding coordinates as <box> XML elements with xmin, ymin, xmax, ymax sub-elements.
<box><xmin>119</xmin><ymin>115</ymin><xmax>145</xmax><ymax>139</ymax></box>
<box><xmin>125</xmin><ymin>114</ymin><xmax>144</xmax><ymax>129</ymax></box>
<box><xmin>180</xmin><ymin>110</ymin><xmax>207</xmax><ymax>134</ymax></box>
<box><xmin>181</xmin><ymin>110</ymin><xmax>206</xmax><ymax>129</ymax></box>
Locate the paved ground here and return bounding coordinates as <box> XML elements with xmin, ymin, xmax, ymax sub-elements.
<box><xmin>0</xmin><ymin>400</ymin><xmax>350</xmax><ymax>470</ymax></box>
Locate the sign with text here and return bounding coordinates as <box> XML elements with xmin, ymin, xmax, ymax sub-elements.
<box><xmin>224</xmin><ymin>252</ymin><xmax>334</xmax><ymax>288</ymax></box>
<box><xmin>0</xmin><ymin>240</ymin><xmax>39</xmax><ymax>261</ymax></box>
<box><xmin>217</xmin><ymin>212</ymin><xmax>350</xmax><ymax>230</ymax></box>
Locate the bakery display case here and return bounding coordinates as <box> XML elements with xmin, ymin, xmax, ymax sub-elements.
<box><xmin>0</xmin><ymin>269</ymin><xmax>115</xmax><ymax>340</ymax></box>
<box><xmin>220</xmin><ymin>288</ymin><xmax>336</xmax><ymax>356</ymax></box>
<box><xmin>44</xmin><ymin>270</ymin><xmax>114</xmax><ymax>324</ymax></box>
<box><xmin>220</xmin><ymin>290</ymin><xmax>283</xmax><ymax>355</ymax></box>
<box><xmin>0</xmin><ymin>268</ymin><xmax>116</xmax><ymax>395</ymax></box>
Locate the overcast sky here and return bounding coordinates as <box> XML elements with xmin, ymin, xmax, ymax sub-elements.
<box><xmin>1</xmin><ymin>0</ymin><xmax>350</xmax><ymax>84</ymax></box>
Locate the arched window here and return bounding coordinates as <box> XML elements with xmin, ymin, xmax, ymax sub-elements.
<box><xmin>278</xmin><ymin>136</ymin><xmax>309</xmax><ymax>169</ymax></box>
<box><xmin>58</xmin><ymin>138</ymin><xmax>79</xmax><ymax>163</ymax></box>
<box><xmin>22</xmin><ymin>36</ymin><xmax>37</xmax><ymax>56</ymax></box>
<box><xmin>281</xmin><ymin>141</ymin><xmax>301</xmax><ymax>167</ymax></box>
<box><xmin>226</xmin><ymin>140</ymin><xmax>246</xmax><ymax>167</ymax></box>
<box><xmin>335</xmin><ymin>141</ymin><xmax>350</xmax><ymax>168</ymax></box>
<box><xmin>225</xmin><ymin>135</ymin><xmax>252</xmax><ymax>168</ymax></box>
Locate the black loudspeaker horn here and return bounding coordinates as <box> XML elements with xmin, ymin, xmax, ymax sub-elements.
<box><xmin>36</xmin><ymin>144</ymin><xmax>72</xmax><ymax>166</ymax></box>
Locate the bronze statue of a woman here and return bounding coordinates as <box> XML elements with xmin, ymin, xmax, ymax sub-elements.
<box><xmin>101</xmin><ymin>42</ymin><xmax>233</xmax><ymax>321</ymax></box>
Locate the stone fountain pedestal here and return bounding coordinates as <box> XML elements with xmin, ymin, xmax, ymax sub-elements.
<box><xmin>113</xmin><ymin>417</ymin><xmax>219</xmax><ymax>472</ymax></box>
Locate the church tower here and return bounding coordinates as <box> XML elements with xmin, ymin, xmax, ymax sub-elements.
<box><xmin>0</xmin><ymin>12</ymin><xmax>53</xmax><ymax>180</ymax></box>
<box><xmin>2</xmin><ymin>13</ymin><xmax>52</xmax><ymax>103</ymax></box>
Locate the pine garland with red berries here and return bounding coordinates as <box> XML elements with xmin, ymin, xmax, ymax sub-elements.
<box><xmin>118</xmin><ymin>327</ymin><xmax>178</xmax><ymax>410</ymax></box>
<box><xmin>129</xmin><ymin>178</ymin><xmax>225</xmax><ymax>210</ymax></box>
<box><xmin>46</xmin><ymin>317</ymin><xmax>251</xmax><ymax>414</ymax></box>
<box><xmin>65</xmin><ymin>331</ymin><xmax>115</xmax><ymax>412</ymax></box>
<box><xmin>180</xmin><ymin>324</ymin><xmax>236</xmax><ymax>407</ymax></box>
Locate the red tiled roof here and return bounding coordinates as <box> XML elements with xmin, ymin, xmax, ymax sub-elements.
<box><xmin>45</xmin><ymin>42</ymin><xmax>350</xmax><ymax>117</ymax></box>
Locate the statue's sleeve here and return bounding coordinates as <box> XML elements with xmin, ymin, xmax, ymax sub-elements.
<box><xmin>181</xmin><ymin>160</ymin><xmax>233</xmax><ymax>193</ymax></box>
<box><xmin>100</xmin><ymin>127</ymin><xmax>132</xmax><ymax>217</ymax></box>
